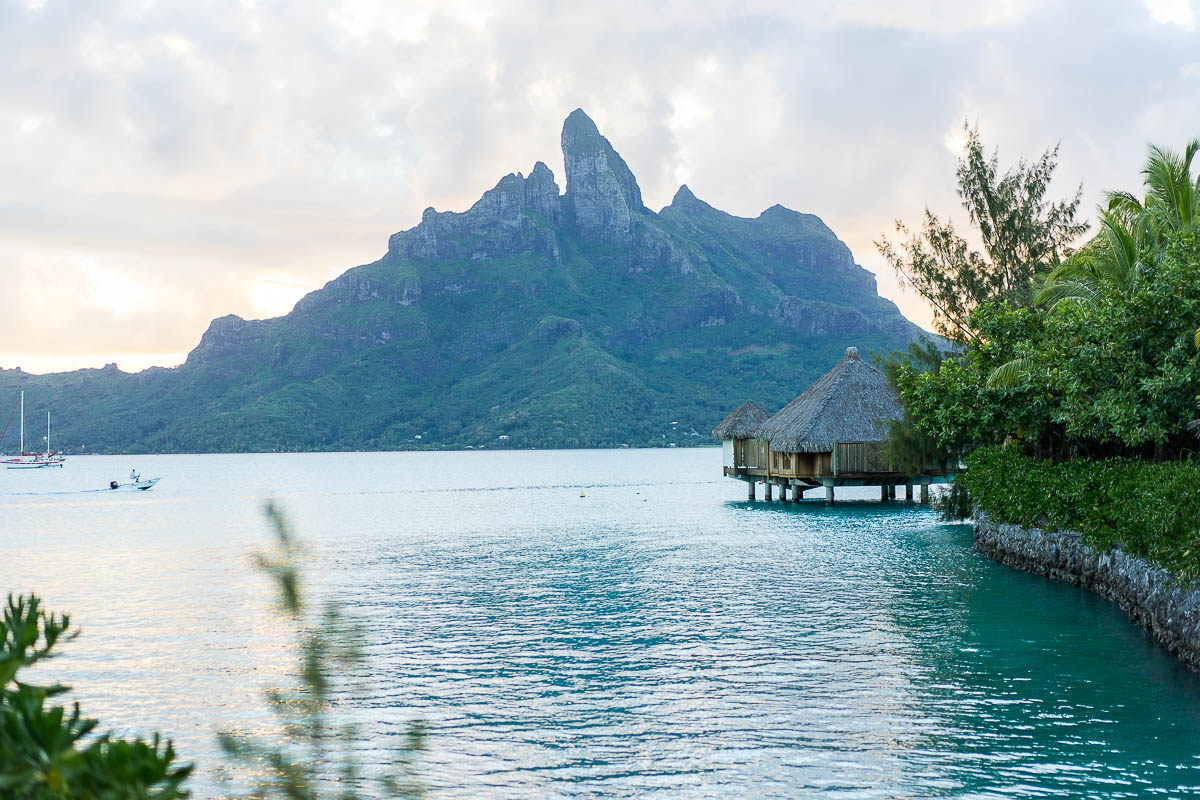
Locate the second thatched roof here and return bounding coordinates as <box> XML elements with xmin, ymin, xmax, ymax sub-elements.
<box><xmin>712</xmin><ymin>400</ymin><xmax>770</xmax><ymax>440</ymax></box>
<box><xmin>755</xmin><ymin>347</ymin><xmax>902</xmax><ymax>453</ymax></box>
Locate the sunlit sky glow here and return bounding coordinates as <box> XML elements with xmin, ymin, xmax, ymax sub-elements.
<box><xmin>2</xmin><ymin>0</ymin><xmax>1198</xmax><ymax>374</ymax></box>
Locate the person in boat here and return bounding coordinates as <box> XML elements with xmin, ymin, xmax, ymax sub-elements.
<box><xmin>130</xmin><ymin>468</ymin><xmax>140</xmax><ymax>482</ymax></box>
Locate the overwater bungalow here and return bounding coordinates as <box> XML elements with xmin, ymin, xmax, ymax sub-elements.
<box><xmin>715</xmin><ymin>346</ymin><xmax>948</xmax><ymax>504</ymax></box>
<box><xmin>712</xmin><ymin>400</ymin><xmax>771</xmax><ymax>475</ymax></box>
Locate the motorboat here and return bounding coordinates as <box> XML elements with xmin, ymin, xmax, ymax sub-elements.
<box><xmin>104</xmin><ymin>477</ymin><xmax>161</xmax><ymax>492</ymax></box>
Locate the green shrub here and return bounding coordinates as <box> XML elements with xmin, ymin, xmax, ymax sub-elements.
<box><xmin>962</xmin><ymin>446</ymin><xmax>1200</xmax><ymax>582</ymax></box>
<box><xmin>0</xmin><ymin>594</ymin><xmax>193</xmax><ymax>798</ymax></box>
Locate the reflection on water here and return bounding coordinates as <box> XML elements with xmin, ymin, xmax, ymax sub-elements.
<box><xmin>3</xmin><ymin>450</ymin><xmax>1200</xmax><ymax>798</ymax></box>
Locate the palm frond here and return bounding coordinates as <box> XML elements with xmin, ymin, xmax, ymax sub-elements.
<box><xmin>1106</xmin><ymin>189</ymin><xmax>1145</xmax><ymax>219</ymax></box>
<box><xmin>1035</xmin><ymin>278</ymin><xmax>1099</xmax><ymax>310</ymax></box>
<box><xmin>987</xmin><ymin>357</ymin><xmax>1037</xmax><ymax>388</ymax></box>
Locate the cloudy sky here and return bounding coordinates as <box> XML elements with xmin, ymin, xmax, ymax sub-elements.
<box><xmin>2</xmin><ymin>0</ymin><xmax>1198</xmax><ymax>374</ymax></box>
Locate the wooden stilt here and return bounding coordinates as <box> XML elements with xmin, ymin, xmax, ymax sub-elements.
<box><xmin>825</xmin><ymin>485</ymin><xmax>835</xmax><ymax>505</ymax></box>
<box><xmin>792</xmin><ymin>485</ymin><xmax>803</xmax><ymax>502</ymax></box>
<box><xmin>888</xmin><ymin>485</ymin><xmax>896</xmax><ymax>500</ymax></box>
<box><xmin>880</xmin><ymin>484</ymin><xmax>889</xmax><ymax>501</ymax></box>
<box><xmin>779</xmin><ymin>483</ymin><xmax>788</xmax><ymax>502</ymax></box>
<box><xmin>920</xmin><ymin>484</ymin><xmax>930</xmax><ymax>504</ymax></box>
<box><xmin>748</xmin><ymin>481</ymin><xmax>756</xmax><ymax>501</ymax></box>
<box><xmin>765</xmin><ymin>482</ymin><xmax>773</xmax><ymax>501</ymax></box>
<box><xmin>905</xmin><ymin>484</ymin><xmax>913</xmax><ymax>501</ymax></box>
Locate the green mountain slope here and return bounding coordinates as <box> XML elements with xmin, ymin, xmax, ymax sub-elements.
<box><xmin>0</xmin><ymin>109</ymin><xmax>932</xmax><ymax>453</ymax></box>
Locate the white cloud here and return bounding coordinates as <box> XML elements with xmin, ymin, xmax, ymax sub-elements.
<box><xmin>0</xmin><ymin>0</ymin><xmax>1198</xmax><ymax>370</ymax></box>
<box><xmin>1144</xmin><ymin>0</ymin><xmax>1195</xmax><ymax>28</ymax></box>
<box><xmin>83</xmin><ymin>263</ymin><xmax>152</xmax><ymax>317</ymax></box>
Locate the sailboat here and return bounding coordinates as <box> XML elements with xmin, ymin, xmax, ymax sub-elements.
<box><xmin>1</xmin><ymin>392</ymin><xmax>65</xmax><ymax>469</ymax></box>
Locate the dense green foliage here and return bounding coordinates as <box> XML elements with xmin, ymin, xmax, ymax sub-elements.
<box><xmin>0</xmin><ymin>595</ymin><xmax>193</xmax><ymax>798</ymax></box>
<box><xmin>897</xmin><ymin>184</ymin><xmax>1200</xmax><ymax>463</ymax></box>
<box><xmin>961</xmin><ymin>446</ymin><xmax>1200</xmax><ymax>582</ymax></box>
<box><xmin>887</xmin><ymin>135</ymin><xmax>1200</xmax><ymax>578</ymax></box>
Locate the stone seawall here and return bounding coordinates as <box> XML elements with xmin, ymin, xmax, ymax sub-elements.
<box><xmin>974</xmin><ymin>513</ymin><xmax>1200</xmax><ymax>672</ymax></box>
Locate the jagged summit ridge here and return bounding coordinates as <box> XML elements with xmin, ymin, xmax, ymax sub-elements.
<box><xmin>386</xmin><ymin>109</ymin><xmax>852</xmax><ymax>260</ymax></box>
<box><xmin>387</xmin><ymin>159</ymin><xmax>562</xmax><ymax>260</ymax></box>
<box><xmin>561</xmin><ymin>108</ymin><xmax>645</xmax><ymax>241</ymax></box>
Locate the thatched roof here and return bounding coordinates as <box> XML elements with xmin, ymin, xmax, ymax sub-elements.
<box><xmin>754</xmin><ymin>347</ymin><xmax>902</xmax><ymax>453</ymax></box>
<box><xmin>712</xmin><ymin>401</ymin><xmax>770</xmax><ymax>440</ymax></box>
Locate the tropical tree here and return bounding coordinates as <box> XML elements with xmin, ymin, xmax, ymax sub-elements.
<box><xmin>876</xmin><ymin>123</ymin><xmax>1087</xmax><ymax>344</ymax></box>
<box><xmin>1035</xmin><ymin>139</ymin><xmax>1199</xmax><ymax>315</ymax></box>
<box><xmin>990</xmin><ymin>139</ymin><xmax>1200</xmax><ymax>386</ymax></box>
<box><xmin>874</xmin><ymin>338</ymin><xmax>958</xmax><ymax>473</ymax></box>
<box><xmin>1032</xmin><ymin>209</ymin><xmax>1152</xmax><ymax>312</ymax></box>
<box><xmin>1110</xmin><ymin>139</ymin><xmax>1200</xmax><ymax>239</ymax></box>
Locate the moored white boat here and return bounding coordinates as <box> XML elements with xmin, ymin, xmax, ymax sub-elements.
<box><xmin>1</xmin><ymin>393</ymin><xmax>65</xmax><ymax>469</ymax></box>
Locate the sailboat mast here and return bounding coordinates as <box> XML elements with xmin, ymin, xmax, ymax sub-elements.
<box><xmin>19</xmin><ymin>391</ymin><xmax>23</xmax><ymax>455</ymax></box>
<box><xmin>46</xmin><ymin>411</ymin><xmax>50</xmax><ymax>455</ymax></box>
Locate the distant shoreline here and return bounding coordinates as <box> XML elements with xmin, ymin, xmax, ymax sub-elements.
<box><xmin>23</xmin><ymin>444</ymin><xmax>724</xmax><ymax>457</ymax></box>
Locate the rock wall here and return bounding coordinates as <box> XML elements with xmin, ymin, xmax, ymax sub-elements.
<box><xmin>974</xmin><ymin>513</ymin><xmax>1200</xmax><ymax>672</ymax></box>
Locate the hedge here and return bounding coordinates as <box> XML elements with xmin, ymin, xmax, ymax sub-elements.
<box><xmin>960</xmin><ymin>445</ymin><xmax>1200</xmax><ymax>583</ymax></box>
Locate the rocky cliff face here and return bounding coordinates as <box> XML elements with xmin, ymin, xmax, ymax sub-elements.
<box><xmin>561</xmin><ymin>108</ymin><xmax>645</xmax><ymax>242</ymax></box>
<box><xmin>5</xmin><ymin>109</ymin><xmax>937</xmax><ymax>453</ymax></box>
<box><xmin>387</xmin><ymin>161</ymin><xmax>563</xmax><ymax>262</ymax></box>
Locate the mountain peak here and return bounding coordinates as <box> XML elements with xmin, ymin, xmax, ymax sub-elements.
<box><xmin>562</xmin><ymin>108</ymin><xmax>600</xmax><ymax>138</ymax></box>
<box><xmin>561</xmin><ymin>108</ymin><xmax>644</xmax><ymax>241</ymax></box>
<box><xmin>669</xmin><ymin>184</ymin><xmax>719</xmax><ymax>216</ymax></box>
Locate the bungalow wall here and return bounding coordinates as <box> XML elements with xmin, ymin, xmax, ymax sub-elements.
<box><xmin>733</xmin><ymin>438</ymin><xmax>769</xmax><ymax>470</ymax></box>
<box><xmin>769</xmin><ymin>450</ymin><xmax>831</xmax><ymax>478</ymax></box>
<box><xmin>832</xmin><ymin>442</ymin><xmax>891</xmax><ymax>475</ymax></box>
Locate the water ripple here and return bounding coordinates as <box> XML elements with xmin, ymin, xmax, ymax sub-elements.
<box><xmin>5</xmin><ymin>450</ymin><xmax>1200</xmax><ymax>798</ymax></box>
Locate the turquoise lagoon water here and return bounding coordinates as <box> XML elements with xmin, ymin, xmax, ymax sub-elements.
<box><xmin>3</xmin><ymin>449</ymin><xmax>1200</xmax><ymax>798</ymax></box>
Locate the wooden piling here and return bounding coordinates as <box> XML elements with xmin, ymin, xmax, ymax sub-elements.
<box><xmin>920</xmin><ymin>484</ymin><xmax>930</xmax><ymax>504</ymax></box>
<box><xmin>765</xmin><ymin>482</ymin><xmax>773</xmax><ymax>501</ymax></box>
<box><xmin>825</xmin><ymin>485</ymin><xmax>835</xmax><ymax>505</ymax></box>
<box><xmin>748</xmin><ymin>481</ymin><xmax>756</xmax><ymax>501</ymax></box>
<box><xmin>905</xmin><ymin>484</ymin><xmax>913</xmax><ymax>501</ymax></box>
